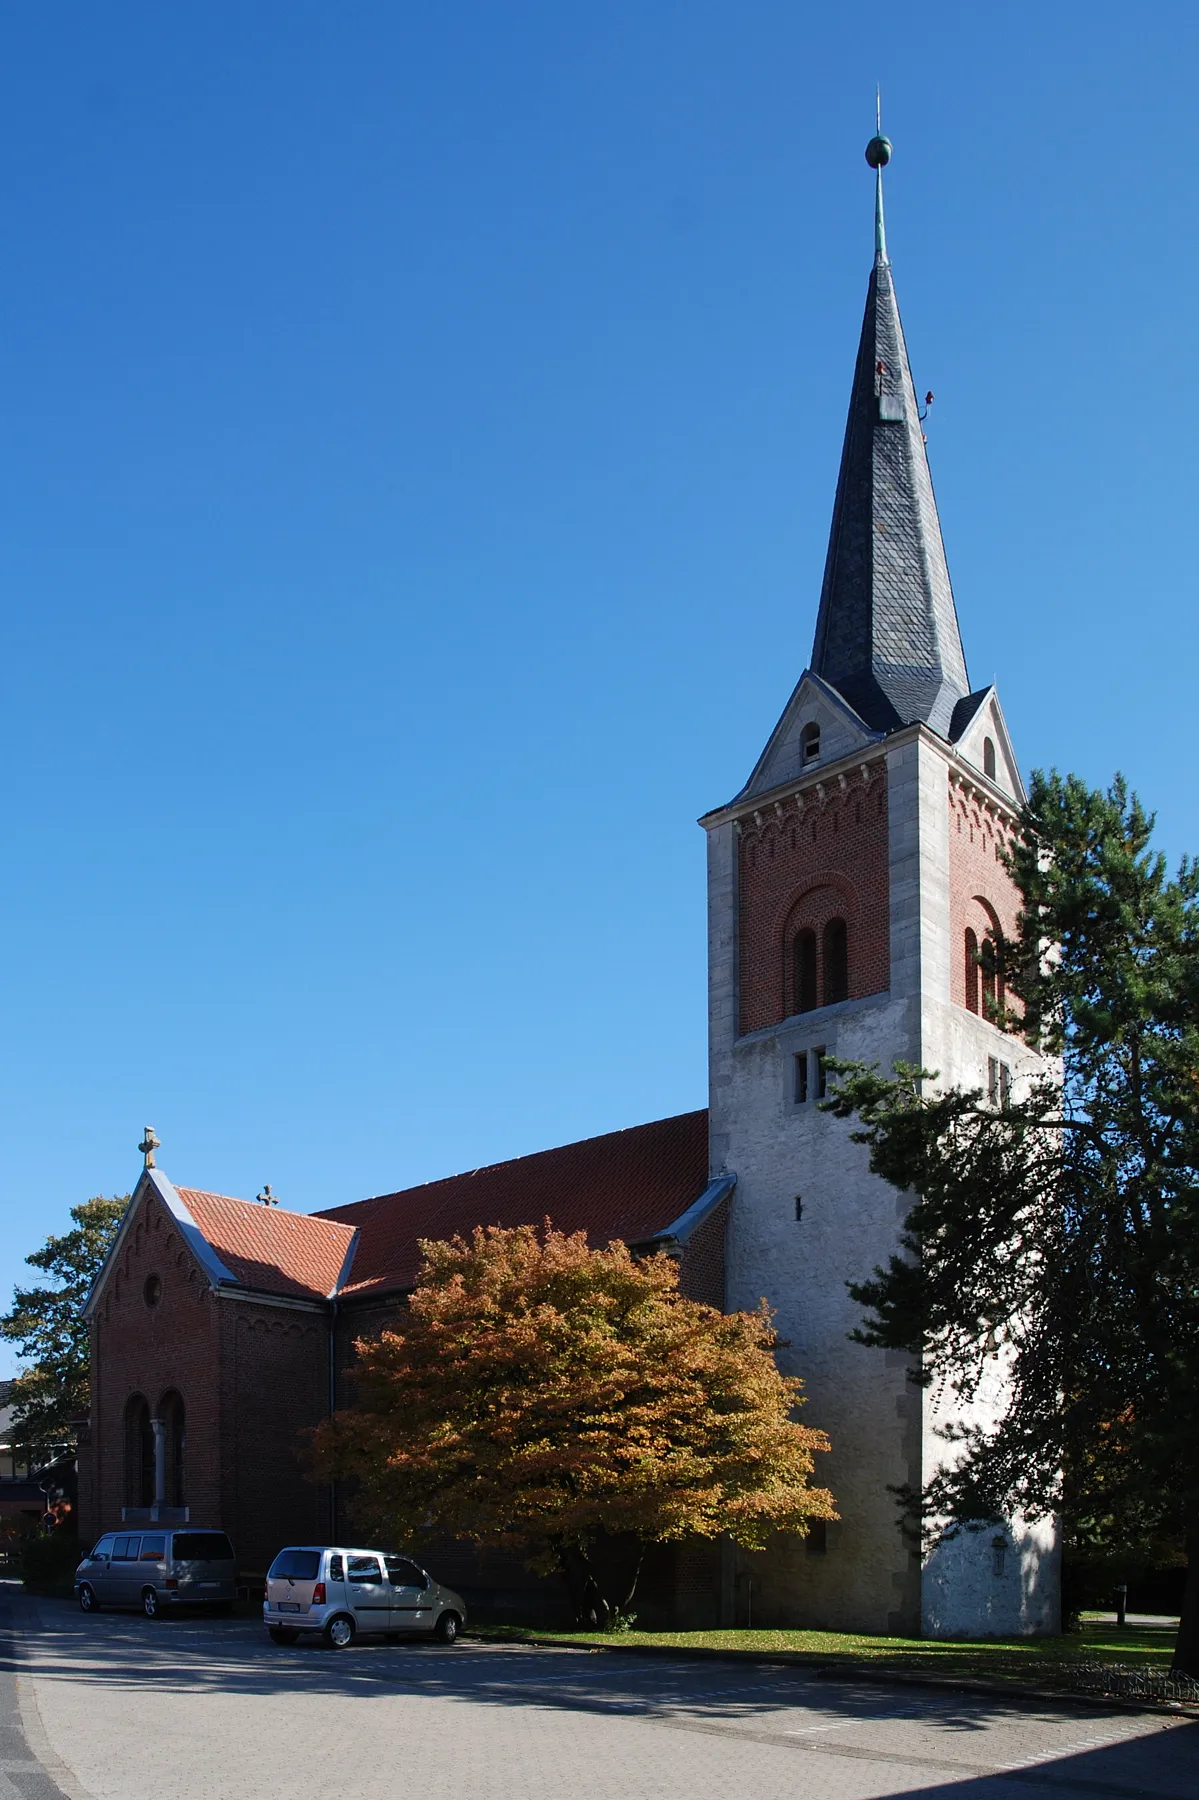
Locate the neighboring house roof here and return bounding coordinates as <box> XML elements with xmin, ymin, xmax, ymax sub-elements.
<box><xmin>174</xmin><ymin>1189</ymin><xmax>357</xmax><ymax>1301</ymax></box>
<box><xmin>319</xmin><ymin>1109</ymin><xmax>711</xmax><ymax>1299</ymax></box>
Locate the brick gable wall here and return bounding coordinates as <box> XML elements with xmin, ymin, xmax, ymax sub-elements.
<box><xmin>82</xmin><ymin>1190</ymin><xmax>223</xmax><ymax>1542</ymax></box>
<box><xmin>737</xmin><ymin>760</ymin><xmax>890</xmax><ymax>1035</ymax></box>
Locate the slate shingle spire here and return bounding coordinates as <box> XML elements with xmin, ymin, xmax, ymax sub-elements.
<box><xmin>810</xmin><ymin>135</ymin><xmax>970</xmax><ymax>739</ymax></box>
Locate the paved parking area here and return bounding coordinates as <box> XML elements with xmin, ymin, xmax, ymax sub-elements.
<box><xmin>2</xmin><ymin>1584</ymin><xmax>1196</xmax><ymax>1800</ymax></box>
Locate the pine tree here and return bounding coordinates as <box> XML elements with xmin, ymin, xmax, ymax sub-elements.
<box><xmin>1</xmin><ymin>1197</ymin><xmax>127</xmax><ymax>1463</ymax></box>
<box><xmin>828</xmin><ymin>772</ymin><xmax>1199</xmax><ymax>1675</ymax></box>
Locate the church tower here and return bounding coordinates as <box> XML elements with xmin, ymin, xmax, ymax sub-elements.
<box><xmin>701</xmin><ymin>136</ymin><xmax>1060</xmax><ymax>1637</ymax></box>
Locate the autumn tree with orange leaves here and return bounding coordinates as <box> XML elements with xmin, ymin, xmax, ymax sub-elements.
<box><xmin>311</xmin><ymin>1223</ymin><xmax>835</xmax><ymax>1626</ymax></box>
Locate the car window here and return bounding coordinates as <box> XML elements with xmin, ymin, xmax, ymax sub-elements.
<box><xmin>90</xmin><ymin>1535</ymin><xmax>116</xmax><ymax>1559</ymax></box>
<box><xmin>327</xmin><ymin>1554</ymin><xmax>344</xmax><ymax>1581</ymax></box>
<box><xmin>384</xmin><ymin>1557</ymin><xmax>427</xmax><ymax>1588</ymax></box>
<box><xmin>268</xmin><ymin>1549</ymin><xmax>322</xmax><ymax>1581</ymax></box>
<box><xmin>172</xmin><ymin>1533</ymin><xmax>234</xmax><ymax>1561</ymax></box>
<box><xmin>346</xmin><ymin>1555</ymin><xmax>383</xmax><ymax>1585</ymax></box>
<box><xmin>140</xmin><ymin>1535</ymin><xmax>166</xmax><ymax>1560</ymax></box>
<box><xmin>112</xmin><ymin>1536</ymin><xmax>140</xmax><ymax>1560</ymax></box>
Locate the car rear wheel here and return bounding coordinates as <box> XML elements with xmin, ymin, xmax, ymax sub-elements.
<box><xmin>434</xmin><ymin>1611</ymin><xmax>460</xmax><ymax>1645</ymax></box>
<box><xmin>141</xmin><ymin>1587</ymin><xmax>161</xmax><ymax>1620</ymax></box>
<box><xmin>77</xmin><ymin>1584</ymin><xmax>97</xmax><ymax>1614</ymax></box>
<box><xmin>269</xmin><ymin>1627</ymin><xmax>299</xmax><ymax>1644</ymax></box>
<box><xmin>324</xmin><ymin>1614</ymin><xmax>356</xmax><ymax>1650</ymax></box>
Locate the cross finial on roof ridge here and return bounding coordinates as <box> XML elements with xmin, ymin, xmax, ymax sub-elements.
<box><xmin>139</xmin><ymin>1127</ymin><xmax>160</xmax><ymax>1170</ymax></box>
<box><xmin>257</xmin><ymin>1184</ymin><xmax>279</xmax><ymax>1207</ymax></box>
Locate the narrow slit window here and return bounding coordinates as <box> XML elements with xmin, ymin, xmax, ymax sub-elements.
<box><xmin>823</xmin><ymin>918</ymin><xmax>849</xmax><ymax>1006</ymax></box>
<box><xmin>965</xmin><ymin>928</ymin><xmax>980</xmax><ymax>1014</ymax></box>
<box><xmin>794</xmin><ymin>929</ymin><xmax>818</xmax><ymax>1014</ymax></box>
<box><xmin>801</xmin><ymin>721</ymin><xmax>820</xmax><ymax>764</ymax></box>
<box><xmin>814</xmin><ymin>1048</ymin><xmax>827</xmax><ymax>1101</ymax></box>
<box><xmin>983</xmin><ymin>737</ymin><xmax>997</xmax><ymax>780</ymax></box>
<box><xmin>794</xmin><ymin>1054</ymin><xmax>808</xmax><ymax>1104</ymax></box>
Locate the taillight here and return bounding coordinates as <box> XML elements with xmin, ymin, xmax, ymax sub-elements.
<box><xmin>312</xmin><ymin>1581</ymin><xmax>326</xmax><ymax>1605</ymax></box>
<box><xmin>165</xmin><ymin>1578</ymin><xmax>178</xmax><ymax>1590</ymax></box>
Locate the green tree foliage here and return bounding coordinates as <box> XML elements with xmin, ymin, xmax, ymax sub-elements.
<box><xmin>1</xmin><ymin>1196</ymin><xmax>127</xmax><ymax>1462</ymax></box>
<box><xmin>312</xmin><ymin>1222</ymin><xmax>836</xmax><ymax>1626</ymax></box>
<box><xmin>827</xmin><ymin>773</ymin><xmax>1199</xmax><ymax>1675</ymax></box>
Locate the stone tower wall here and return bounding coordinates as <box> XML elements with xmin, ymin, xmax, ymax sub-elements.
<box><xmin>708</xmin><ymin>724</ymin><xmax>1060</xmax><ymax>1637</ymax></box>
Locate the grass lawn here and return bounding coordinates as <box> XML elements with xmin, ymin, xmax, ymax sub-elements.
<box><xmin>473</xmin><ymin>1617</ymin><xmax>1181</xmax><ymax>1692</ymax></box>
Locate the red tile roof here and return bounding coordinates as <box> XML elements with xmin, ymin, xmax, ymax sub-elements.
<box><xmin>176</xmin><ymin>1188</ymin><xmax>356</xmax><ymax>1301</ymax></box>
<box><xmin>318</xmin><ymin>1110</ymin><xmax>710</xmax><ymax>1299</ymax></box>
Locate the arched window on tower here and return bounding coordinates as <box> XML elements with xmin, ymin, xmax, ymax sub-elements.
<box><xmin>801</xmin><ymin>721</ymin><xmax>821</xmax><ymax>765</ymax></box>
<box><xmin>964</xmin><ymin>928</ymin><xmax>980</xmax><ymax>1015</ymax></box>
<box><xmin>793</xmin><ymin>929</ymin><xmax>818</xmax><ymax>1014</ymax></box>
<box><xmin>823</xmin><ymin>918</ymin><xmax>849</xmax><ymax>1006</ymax></box>
<box><xmin>159</xmin><ymin>1390</ymin><xmax>186</xmax><ymax>1506</ymax></box>
<box><xmin>124</xmin><ymin>1395</ymin><xmax>153</xmax><ymax>1509</ymax></box>
<box><xmin>983</xmin><ymin>737</ymin><xmax>997</xmax><ymax>780</ymax></box>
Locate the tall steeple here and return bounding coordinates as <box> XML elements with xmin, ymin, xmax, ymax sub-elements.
<box><xmin>809</xmin><ymin>134</ymin><xmax>970</xmax><ymax>739</ymax></box>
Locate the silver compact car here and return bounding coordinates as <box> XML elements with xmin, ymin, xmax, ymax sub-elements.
<box><xmin>75</xmin><ymin>1529</ymin><xmax>237</xmax><ymax>1618</ymax></box>
<box><xmin>264</xmin><ymin>1545</ymin><xmax>467</xmax><ymax>1648</ymax></box>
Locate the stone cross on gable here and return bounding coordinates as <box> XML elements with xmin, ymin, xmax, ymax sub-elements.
<box><xmin>139</xmin><ymin>1127</ymin><xmax>160</xmax><ymax>1170</ymax></box>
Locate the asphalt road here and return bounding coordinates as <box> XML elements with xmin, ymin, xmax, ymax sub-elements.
<box><xmin>2</xmin><ymin>1582</ymin><xmax>1196</xmax><ymax>1800</ymax></box>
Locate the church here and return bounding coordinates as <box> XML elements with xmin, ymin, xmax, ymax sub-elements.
<box><xmin>79</xmin><ymin>136</ymin><xmax>1060</xmax><ymax>1638</ymax></box>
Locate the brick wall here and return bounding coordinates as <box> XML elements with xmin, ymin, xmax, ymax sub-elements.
<box><xmin>219</xmin><ymin>1299</ymin><xmax>329</xmax><ymax>1576</ymax></box>
<box><xmin>84</xmin><ymin>1189</ymin><xmax>223</xmax><ymax>1542</ymax></box>
<box><xmin>738</xmin><ymin>760</ymin><xmax>890</xmax><ymax>1034</ymax></box>
<box><xmin>946</xmin><ymin>770</ymin><xmax>1022</xmax><ymax>1012</ymax></box>
<box><xmin>677</xmin><ymin>1196</ymin><xmax>728</xmax><ymax>1309</ymax></box>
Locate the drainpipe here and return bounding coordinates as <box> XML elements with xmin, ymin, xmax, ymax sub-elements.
<box><xmin>150</xmin><ymin>1416</ymin><xmax>166</xmax><ymax>1519</ymax></box>
<box><xmin>328</xmin><ymin>1300</ymin><xmax>338</xmax><ymax>1538</ymax></box>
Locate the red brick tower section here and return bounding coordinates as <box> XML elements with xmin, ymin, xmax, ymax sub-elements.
<box><xmin>737</xmin><ymin>757</ymin><xmax>890</xmax><ymax>1036</ymax></box>
<box><xmin>946</xmin><ymin>766</ymin><xmax>1022</xmax><ymax>1017</ymax></box>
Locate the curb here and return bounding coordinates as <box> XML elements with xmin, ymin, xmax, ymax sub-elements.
<box><xmin>2</xmin><ymin>1583</ymin><xmax>100</xmax><ymax>1800</ymax></box>
<box><xmin>464</xmin><ymin>1631</ymin><xmax>1199</xmax><ymax>1719</ymax></box>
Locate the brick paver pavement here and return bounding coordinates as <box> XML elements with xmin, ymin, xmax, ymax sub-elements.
<box><xmin>4</xmin><ymin>1585</ymin><xmax>1196</xmax><ymax>1800</ymax></box>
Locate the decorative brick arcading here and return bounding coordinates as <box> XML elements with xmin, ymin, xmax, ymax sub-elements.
<box><xmin>737</xmin><ymin>762</ymin><xmax>890</xmax><ymax>1035</ymax></box>
<box><xmin>946</xmin><ymin>770</ymin><xmax>1022</xmax><ymax>1011</ymax></box>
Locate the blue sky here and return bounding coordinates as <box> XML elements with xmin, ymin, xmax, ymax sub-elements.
<box><xmin>3</xmin><ymin>2</ymin><xmax>1196</xmax><ymax>1363</ymax></box>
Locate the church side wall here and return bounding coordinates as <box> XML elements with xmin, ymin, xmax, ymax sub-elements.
<box><xmin>217</xmin><ymin>1297</ymin><xmax>329</xmax><ymax>1577</ymax></box>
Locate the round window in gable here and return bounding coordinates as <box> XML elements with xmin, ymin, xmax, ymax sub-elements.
<box><xmin>143</xmin><ymin>1274</ymin><xmax>163</xmax><ymax>1308</ymax></box>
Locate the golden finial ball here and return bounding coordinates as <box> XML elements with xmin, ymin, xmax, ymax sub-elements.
<box><xmin>865</xmin><ymin>135</ymin><xmax>892</xmax><ymax>169</ymax></box>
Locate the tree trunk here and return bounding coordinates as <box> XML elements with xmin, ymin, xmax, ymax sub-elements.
<box><xmin>557</xmin><ymin>1544</ymin><xmax>610</xmax><ymax>1629</ymax></box>
<box><xmin>557</xmin><ymin>1534</ymin><xmax>646</xmax><ymax>1629</ymax></box>
<box><xmin>1171</xmin><ymin>1490</ymin><xmax>1199</xmax><ymax>1678</ymax></box>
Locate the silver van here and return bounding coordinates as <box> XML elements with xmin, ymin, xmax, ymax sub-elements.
<box><xmin>264</xmin><ymin>1545</ymin><xmax>466</xmax><ymax>1648</ymax></box>
<box><xmin>75</xmin><ymin>1529</ymin><xmax>237</xmax><ymax>1618</ymax></box>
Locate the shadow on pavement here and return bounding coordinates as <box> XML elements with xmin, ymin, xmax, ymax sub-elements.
<box><xmin>6</xmin><ymin>1589</ymin><xmax>1197</xmax><ymax>1799</ymax></box>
